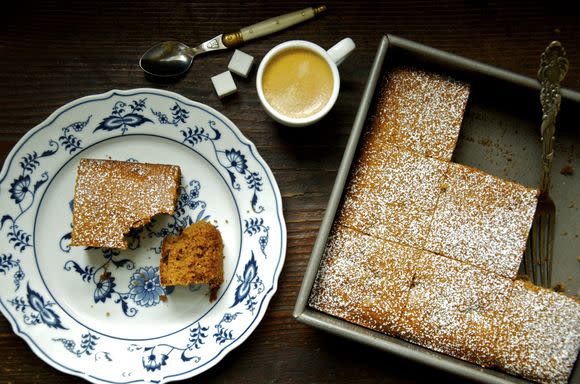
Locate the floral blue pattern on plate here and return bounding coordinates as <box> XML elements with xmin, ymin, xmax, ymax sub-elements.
<box><xmin>0</xmin><ymin>89</ymin><xmax>286</xmax><ymax>383</ymax></box>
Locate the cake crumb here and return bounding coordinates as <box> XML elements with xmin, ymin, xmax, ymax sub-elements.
<box><xmin>479</xmin><ymin>138</ymin><xmax>492</xmax><ymax>147</ymax></box>
<box><xmin>99</xmin><ymin>270</ymin><xmax>110</xmax><ymax>282</ymax></box>
<box><xmin>560</xmin><ymin>164</ymin><xmax>574</xmax><ymax>175</ymax></box>
<box><xmin>553</xmin><ymin>282</ymin><xmax>565</xmax><ymax>293</ymax></box>
<box><xmin>159</xmin><ymin>295</ymin><xmax>168</xmax><ymax>303</ymax></box>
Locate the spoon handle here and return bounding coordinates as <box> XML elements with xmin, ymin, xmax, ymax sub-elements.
<box><xmin>222</xmin><ymin>6</ymin><xmax>327</xmax><ymax>48</ymax></box>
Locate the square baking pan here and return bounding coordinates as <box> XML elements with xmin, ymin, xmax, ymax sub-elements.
<box><xmin>294</xmin><ymin>34</ymin><xmax>580</xmax><ymax>384</ymax></box>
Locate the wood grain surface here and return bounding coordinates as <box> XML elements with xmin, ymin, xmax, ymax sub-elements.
<box><xmin>1</xmin><ymin>1</ymin><xmax>579</xmax><ymax>383</ymax></box>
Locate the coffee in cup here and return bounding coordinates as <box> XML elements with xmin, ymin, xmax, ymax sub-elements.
<box><xmin>256</xmin><ymin>38</ymin><xmax>355</xmax><ymax>127</ymax></box>
<box><xmin>261</xmin><ymin>47</ymin><xmax>334</xmax><ymax>119</ymax></box>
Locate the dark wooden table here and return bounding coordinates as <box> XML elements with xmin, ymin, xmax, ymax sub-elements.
<box><xmin>1</xmin><ymin>1</ymin><xmax>579</xmax><ymax>383</ymax></box>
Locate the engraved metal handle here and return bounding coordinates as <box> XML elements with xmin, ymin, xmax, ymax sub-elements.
<box><xmin>538</xmin><ymin>41</ymin><xmax>569</xmax><ymax>194</ymax></box>
<box><xmin>222</xmin><ymin>6</ymin><xmax>327</xmax><ymax>48</ymax></box>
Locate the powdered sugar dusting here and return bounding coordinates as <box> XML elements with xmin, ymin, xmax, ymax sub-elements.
<box><xmin>335</xmin><ymin>143</ymin><xmax>448</xmax><ymax>249</ymax></box>
<box><xmin>426</xmin><ymin>162</ymin><xmax>539</xmax><ymax>278</ymax></box>
<box><xmin>399</xmin><ymin>251</ymin><xmax>512</xmax><ymax>367</ymax></box>
<box><xmin>495</xmin><ymin>280</ymin><xmax>580</xmax><ymax>384</ymax></box>
<box><xmin>309</xmin><ymin>225</ymin><xmax>417</xmax><ymax>336</ymax></box>
<box><xmin>71</xmin><ymin>158</ymin><xmax>181</xmax><ymax>249</ymax></box>
<box><xmin>365</xmin><ymin>67</ymin><xmax>469</xmax><ymax>161</ymax></box>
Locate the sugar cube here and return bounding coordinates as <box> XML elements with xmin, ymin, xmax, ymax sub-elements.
<box><xmin>211</xmin><ymin>71</ymin><xmax>237</xmax><ymax>98</ymax></box>
<box><xmin>227</xmin><ymin>49</ymin><xmax>255</xmax><ymax>78</ymax></box>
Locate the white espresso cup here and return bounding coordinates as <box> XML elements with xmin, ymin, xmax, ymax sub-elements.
<box><xmin>256</xmin><ymin>38</ymin><xmax>356</xmax><ymax>127</ymax></box>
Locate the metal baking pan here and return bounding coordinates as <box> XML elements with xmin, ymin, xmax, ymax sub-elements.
<box><xmin>293</xmin><ymin>34</ymin><xmax>580</xmax><ymax>384</ymax></box>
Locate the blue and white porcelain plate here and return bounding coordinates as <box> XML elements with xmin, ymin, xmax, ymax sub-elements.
<box><xmin>0</xmin><ymin>89</ymin><xmax>286</xmax><ymax>383</ymax></box>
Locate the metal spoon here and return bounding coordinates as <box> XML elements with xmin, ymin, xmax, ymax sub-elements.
<box><xmin>140</xmin><ymin>6</ymin><xmax>327</xmax><ymax>77</ymax></box>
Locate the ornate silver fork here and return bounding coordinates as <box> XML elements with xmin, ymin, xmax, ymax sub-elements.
<box><xmin>524</xmin><ymin>41</ymin><xmax>569</xmax><ymax>288</ymax></box>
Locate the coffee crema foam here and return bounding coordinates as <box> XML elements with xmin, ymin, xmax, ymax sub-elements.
<box><xmin>262</xmin><ymin>48</ymin><xmax>334</xmax><ymax>119</ymax></box>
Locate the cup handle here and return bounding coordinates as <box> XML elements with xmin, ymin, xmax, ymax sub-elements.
<box><xmin>327</xmin><ymin>38</ymin><xmax>356</xmax><ymax>66</ymax></box>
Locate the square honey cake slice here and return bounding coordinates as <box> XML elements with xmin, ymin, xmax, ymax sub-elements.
<box><xmin>425</xmin><ymin>162</ymin><xmax>538</xmax><ymax>278</ymax></box>
<box><xmin>308</xmin><ymin>225</ymin><xmax>418</xmax><ymax>336</ymax></box>
<box><xmin>364</xmin><ymin>67</ymin><xmax>470</xmax><ymax>162</ymax></box>
<box><xmin>493</xmin><ymin>280</ymin><xmax>580</xmax><ymax>384</ymax></box>
<box><xmin>160</xmin><ymin>220</ymin><xmax>224</xmax><ymax>301</ymax></box>
<box><xmin>71</xmin><ymin>159</ymin><xmax>181</xmax><ymax>249</ymax></box>
<box><xmin>398</xmin><ymin>251</ymin><xmax>512</xmax><ymax>367</ymax></box>
<box><xmin>335</xmin><ymin>143</ymin><xmax>449</xmax><ymax>249</ymax></box>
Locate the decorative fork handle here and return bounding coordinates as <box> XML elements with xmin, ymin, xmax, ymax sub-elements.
<box><xmin>222</xmin><ymin>6</ymin><xmax>327</xmax><ymax>48</ymax></box>
<box><xmin>538</xmin><ymin>41</ymin><xmax>569</xmax><ymax>194</ymax></box>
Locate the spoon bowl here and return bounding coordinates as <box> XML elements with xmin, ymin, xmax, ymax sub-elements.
<box><xmin>139</xmin><ymin>41</ymin><xmax>196</xmax><ymax>77</ymax></box>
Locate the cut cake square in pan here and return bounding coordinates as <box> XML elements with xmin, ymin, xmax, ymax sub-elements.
<box><xmin>398</xmin><ymin>251</ymin><xmax>512</xmax><ymax>367</ymax></box>
<box><xmin>425</xmin><ymin>162</ymin><xmax>538</xmax><ymax>278</ymax></box>
<box><xmin>365</xmin><ymin>66</ymin><xmax>470</xmax><ymax>162</ymax></box>
<box><xmin>493</xmin><ymin>280</ymin><xmax>580</xmax><ymax>384</ymax></box>
<box><xmin>336</xmin><ymin>198</ymin><xmax>433</xmax><ymax>251</ymax></box>
<box><xmin>308</xmin><ymin>225</ymin><xmax>418</xmax><ymax>336</ymax></box>
<box><xmin>335</xmin><ymin>144</ymin><xmax>449</xmax><ymax>249</ymax></box>
<box><xmin>71</xmin><ymin>158</ymin><xmax>181</xmax><ymax>249</ymax></box>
